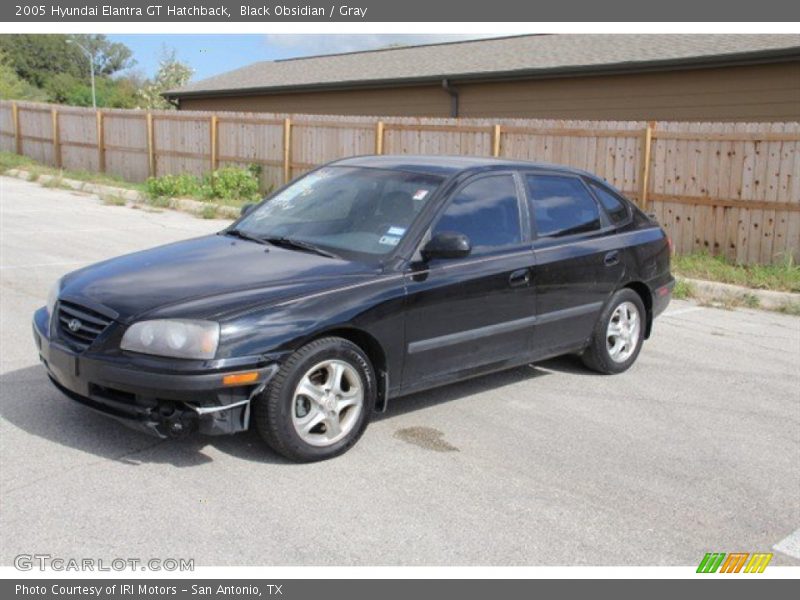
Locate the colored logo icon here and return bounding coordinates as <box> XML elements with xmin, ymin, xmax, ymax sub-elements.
<box><xmin>697</xmin><ymin>552</ymin><xmax>773</xmax><ymax>573</ymax></box>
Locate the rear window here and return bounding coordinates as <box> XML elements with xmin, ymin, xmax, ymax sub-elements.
<box><xmin>588</xmin><ymin>181</ymin><xmax>630</xmax><ymax>225</ymax></box>
<box><xmin>526</xmin><ymin>175</ymin><xmax>601</xmax><ymax>238</ymax></box>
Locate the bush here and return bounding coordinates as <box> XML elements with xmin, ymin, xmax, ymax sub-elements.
<box><xmin>200</xmin><ymin>167</ymin><xmax>260</xmax><ymax>201</ymax></box>
<box><xmin>145</xmin><ymin>173</ymin><xmax>200</xmax><ymax>198</ymax></box>
<box><xmin>145</xmin><ymin>167</ymin><xmax>260</xmax><ymax>204</ymax></box>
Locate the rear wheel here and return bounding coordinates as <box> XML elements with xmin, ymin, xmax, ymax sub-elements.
<box><xmin>253</xmin><ymin>337</ymin><xmax>375</xmax><ymax>462</ymax></box>
<box><xmin>581</xmin><ymin>289</ymin><xmax>645</xmax><ymax>374</ymax></box>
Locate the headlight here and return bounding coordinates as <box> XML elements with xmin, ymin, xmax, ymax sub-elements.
<box><xmin>121</xmin><ymin>319</ymin><xmax>220</xmax><ymax>359</ymax></box>
<box><xmin>46</xmin><ymin>279</ymin><xmax>61</xmax><ymax>317</ymax></box>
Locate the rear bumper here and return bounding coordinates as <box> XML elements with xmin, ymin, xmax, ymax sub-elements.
<box><xmin>33</xmin><ymin>307</ymin><xmax>278</xmax><ymax>438</ymax></box>
<box><xmin>652</xmin><ymin>276</ymin><xmax>675</xmax><ymax>319</ymax></box>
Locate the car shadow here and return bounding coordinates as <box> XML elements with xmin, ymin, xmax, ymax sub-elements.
<box><xmin>0</xmin><ymin>356</ymin><xmax>588</xmax><ymax>467</ymax></box>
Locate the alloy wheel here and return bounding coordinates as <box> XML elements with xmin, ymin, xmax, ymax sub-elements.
<box><xmin>291</xmin><ymin>359</ymin><xmax>364</xmax><ymax>447</ymax></box>
<box><xmin>606</xmin><ymin>301</ymin><xmax>641</xmax><ymax>363</ymax></box>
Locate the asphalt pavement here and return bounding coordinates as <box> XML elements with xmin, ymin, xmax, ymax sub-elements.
<box><xmin>1</xmin><ymin>175</ymin><xmax>798</xmax><ymax>566</ymax></box>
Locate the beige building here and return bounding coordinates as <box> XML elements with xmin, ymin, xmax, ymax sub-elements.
<box><xmin>166</xmin><ymin>34</ymin><xmax>800</xmax><ymax>122</ymax></box>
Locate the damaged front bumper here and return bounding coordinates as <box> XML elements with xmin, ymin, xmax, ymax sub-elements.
<box><xmin>32</xmin><ymin>307</ymin><xmax>280</xmax><ymax>438</ymax></box>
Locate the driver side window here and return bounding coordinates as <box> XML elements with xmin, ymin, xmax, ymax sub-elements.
<box><xmin>433</xmin><ymin>175</ymin><xmax>522</xmax><ymax>256</ymax></box>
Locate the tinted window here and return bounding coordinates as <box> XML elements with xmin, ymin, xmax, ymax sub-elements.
<box><xmin>433</xmin><ymin>175</ymin><xmax>521</xmax><ymax>256</ymax></box>
<box><xmin>526</xmin><ymin>175</ymin><xmax>601</xmax><ymax>237</ymax></box>
<box><xmin>588</xmin><ymin>181</ymin><xmax>630</xmax><ymax>225</ymax></box>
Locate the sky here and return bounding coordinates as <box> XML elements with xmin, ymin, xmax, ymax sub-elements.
<box><xmin>108</xmin><ymin>34</ymin><xmax>502</xmax><ymax>83</ymax></box>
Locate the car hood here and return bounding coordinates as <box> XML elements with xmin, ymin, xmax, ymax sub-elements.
<box><xmin>59</xmin><ymin>234</ymin><xmax>379</xmax><ymax>321</ymax></box>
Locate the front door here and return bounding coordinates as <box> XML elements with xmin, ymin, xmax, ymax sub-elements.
<box><xmin>401</xmin><ymin>173</ymin><xmax>536</xmax><ymax>387</ymax></box>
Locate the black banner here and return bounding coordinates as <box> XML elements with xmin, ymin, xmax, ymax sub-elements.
<box><xmin>3</xmin><ymin>0</ymin><xmax>800</xmax><ymax>22</ymax></box>
<box><xmin>4</xmin><ymin>579</ymin><xmax>799</xmax><ymax>599</ymax></box>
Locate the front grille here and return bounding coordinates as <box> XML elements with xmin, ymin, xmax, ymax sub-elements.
<box><xmin>57</xmin><ymin>300</ymin><xmax>113</xmax><ymax>350</ymax></box>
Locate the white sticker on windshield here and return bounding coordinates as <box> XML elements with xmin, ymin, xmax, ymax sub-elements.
<box><xmin>379</xmin><ymin>235</ymin><xmax>401</xmax><ymax>246</ymax></box>
<box><xmin>387</xmin><ymin>226</ymin><xmax>406</xmax><ymax>236</ymax></box>
<box><xmin>413</xmin><ymin>189</ymin><xmax>429</xmax><ymax>201</ymax></box>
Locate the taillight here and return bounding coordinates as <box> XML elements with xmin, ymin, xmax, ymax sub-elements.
<box><xmin>667</xmin><ymin>235</ymin><xmax>674</xmax><ymax>255</ymax></box>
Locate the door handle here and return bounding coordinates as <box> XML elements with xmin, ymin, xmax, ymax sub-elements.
<box><xmin>604</xmin><ymin>251</ymin><xmax>620</xmax><ymax>267</ymax></box>
<box><xmin>509</xmin><ymin>268</ymin><xmax>531</xmax><ymax>288</ymax></box>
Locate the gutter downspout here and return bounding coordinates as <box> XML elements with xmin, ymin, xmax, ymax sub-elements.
<box><xmin>441</xmin><ymin>78</ymin><xmax>459</xmax><ymax>118</ymax></box>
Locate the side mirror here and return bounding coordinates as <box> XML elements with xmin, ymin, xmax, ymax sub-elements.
<box><xmin>240</xmin><ymin>203</ymin><xmax>255</xmax><ymax>217</ymax></box>
<box><xmin>421</xmin><ymin>231</ymin><xmax>471</xmax><ymax>261</ymax></box>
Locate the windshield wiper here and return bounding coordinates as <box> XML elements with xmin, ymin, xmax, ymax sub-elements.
<box><xmin>222</xmin><ymin>229</ymin><xmax>271</xmax><ymax>246</ymax></box>
<box><xmin>263</xmin><ymin>236</ymin><xmax>339</xmax><ymax>259</ymax></box>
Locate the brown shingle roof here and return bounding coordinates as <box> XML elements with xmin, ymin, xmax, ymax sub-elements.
<box><xmin>166</xmin><ymin>34</ymin><xmax>800</xmax><ymax>98</ymax></box>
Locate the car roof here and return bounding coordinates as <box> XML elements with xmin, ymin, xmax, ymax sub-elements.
<box><xmin>330</xmin><ymin>154</ymin><xmax>600</xmax><ymax>180</ymax></box>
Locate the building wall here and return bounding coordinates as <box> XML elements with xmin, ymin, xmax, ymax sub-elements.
<box><xmin>178</xmin><ymin>84</ymin><xmax>452</xmax><ymax>117</ymax></box>
<box><xmin>177</xmin><ymin>61</ymin><xmax>800</xmax><ymax>122</ymax></box>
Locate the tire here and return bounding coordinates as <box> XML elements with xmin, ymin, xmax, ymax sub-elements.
<box><xmin>253</xmin><ymin>337</ymin><xmax>375</xmax><ymax>462</ymax></box>
<box><xmin>581</xmin><ymin>289</ymin><xmax>646</xmax><ymax>375</ymax></box>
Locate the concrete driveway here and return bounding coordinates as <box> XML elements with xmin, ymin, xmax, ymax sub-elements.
<box><xmin>1</xmin><ymin>175</ymin><xmax>798</xmax><ymax>567</ymax></box>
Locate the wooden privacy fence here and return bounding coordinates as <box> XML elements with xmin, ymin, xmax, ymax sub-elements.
<box><xmin>1</xmin><ymin>100</ymin><xmax>798</xmax><ymax>265</ymax></box>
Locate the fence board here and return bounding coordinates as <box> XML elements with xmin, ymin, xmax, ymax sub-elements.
<box><xmin>1</xmin><ymin>100</ymin><xmax>797</xmax><ymax>265</ymax></box>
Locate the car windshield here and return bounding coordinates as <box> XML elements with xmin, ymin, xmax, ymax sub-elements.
<box><xmin>234</xmin><ymin>166</ymin><xmax>444</xmax><ymax>261</ymax></box>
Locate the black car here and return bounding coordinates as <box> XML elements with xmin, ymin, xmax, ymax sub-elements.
<box><xmin>33</xmin><ymin>155</ymin><xmax>674</xmax><ymax>461</ymax></box>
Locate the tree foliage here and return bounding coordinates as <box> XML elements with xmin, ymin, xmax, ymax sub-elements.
<box><xmin>0</xmin><ymin>34</ymin><xmax>133</xmax><ymax>87</ymax></box>
<box><xmin>0</xmin><ymin>50</ymin><xmax>46</xmax><ymax>101</ymax></box>
<box><xmin>0</xmin><ymin>35</ymin><xmax>192</xmax><ymax>109</ymax></box>
<box><xmin>138</xmin><ymin>48</ymin><xmax>193</xmax><ymax>110</ymax></box>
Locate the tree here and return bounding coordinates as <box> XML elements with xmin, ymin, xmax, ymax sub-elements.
<box><xmin>69</xmin><ymin>34</ymin><xmax>135</xmax><ymax>78</ymax></box>
<box><xmin>0</xmin><ymin>35</ymin><xmax>134</xmax><ymax>89</ymax></box>
<box><xmin>0</xmin><ymin>50</ymin><xmax>45</xmax><ymax>100</ymax></box>
<box><xmin>0</xmin><ymin>35</ymin><xmax>82</xmax><ymax>88</ymax></box>
<box><xmin>0</xmin><ymin>35</ymin><xmax>137</xmax><ymax>106</ymax></box>
<box><xmin>138</xmin><ymin>48</ymin><xmax>193</xmax><ymax>110</ymax></box>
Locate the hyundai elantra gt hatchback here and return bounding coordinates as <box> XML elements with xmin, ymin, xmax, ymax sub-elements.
<box><xmin>33</xmin><ymin>155</ymin><xmax>674</xmax><ymax>461</ymax></box>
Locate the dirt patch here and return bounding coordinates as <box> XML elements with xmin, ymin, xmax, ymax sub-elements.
<box><xmin>394</xmin><ymin>426</ymin><xmax>459</xmax><ymax>452</ymax></box>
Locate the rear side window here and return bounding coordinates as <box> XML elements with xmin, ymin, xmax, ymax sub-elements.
<box><xmin>433</xmin><ymin>175</ymin><xmax>521</xmax><ymax>255</ymax></box>
<box><xmin>526</xmin><ymin>175</ymin><xmax>601</xmax><ymax>238</ymax></box>
<box><xmin>588</xmin><ymin>181</ymin><xmax>630</xmax><ymax>225</ymax></box>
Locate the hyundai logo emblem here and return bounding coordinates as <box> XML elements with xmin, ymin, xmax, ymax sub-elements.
<box><xmin>67</xmin><ymin>318</ymin><xmax>82</xmax><ymax>332</ymax></box>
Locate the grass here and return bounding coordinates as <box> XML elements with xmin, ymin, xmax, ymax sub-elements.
<box><xmin>100</xmin><ymin>193</ymin><xmax>127</xmax><ymax>206</ymax></box>
<box><xmin>0</xmin><ymin>151</ymin><xmax>145</xmax><ymax>193</ymax></box>
<box><xmin>672</xmin><ymin>251</ymin><xmax>800</xmax><ymax>293</ymax></box>
<box><xmin>774</xmin><ymin>301</ymin><xmax>800</xmax><ymax>316</ymax></box>
<box><xmin>200</xmin><ymin>204</ymin><xmax>219</xmax><ymax>219</ymax></box>
<box><xmin>672</xmin><ymin>279</ymin><xmax>696</xmax><ymax>300</ymax></box>
<box><xmin>147</xmin><ymin>195</ymin><xmax>172</xmax><ymax>209</ymax></box>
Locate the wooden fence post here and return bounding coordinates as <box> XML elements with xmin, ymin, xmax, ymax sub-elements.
<box><xmin>12</xmin><ymin>102</ymin><xmax>21</xmax><ymax>155</ymax></box>
<box><xmin>492</xmin><ymin>124</ymin><xmax>502</xmax><ymax>157</ymax></box>
<box><xmin>375</xmin><ymin>121</ymin><xmax>384</xmax><ymax>155</ymax></box>
<box><xmin>283</xmin><ymin>117</ymin><xmax>292</xmax><ymax>184</ymax></box>
<box><xmin>146</xmin><ymin>112</ymin><xmax>155</xmax><ymax>177</ymax></box>
<box><xmin>210</xmin><ymin>114</ymin><xmax>219</xmax><ymax>171</ymax></box>
<box><xmin>51</xmin><ymin>107</ymin><xmax>61</xmax><ymax>168</ymax></box>
<box><xmin>96</xmin><ymin>110</ymin><xmax>105</xmax><ymax>173</ymax></box>
<box><xmin>638</xmin><ymin>121</ymin><xmax>655</xmax><ymax>210</ymax></box>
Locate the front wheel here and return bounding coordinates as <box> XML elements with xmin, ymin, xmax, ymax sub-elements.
<box><xmin>253</xmin><ymin>337</ymin><xmax>375</xmax><ymax>462</ymax></box>
<box><xmin>581</xmin><ymin>289</ymin><xmax>646</xmax><ymax>374</ymax></box>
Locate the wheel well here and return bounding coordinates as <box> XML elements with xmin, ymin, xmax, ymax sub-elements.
<box><xmin>624</xmin><ymin>281</ymin><xmax>653</xmax><ymax>338</ymax></box>
<box><xmin>311</xmin><ymin>327</ymin><xmax>389</xmax><ymax>411</ymax></box>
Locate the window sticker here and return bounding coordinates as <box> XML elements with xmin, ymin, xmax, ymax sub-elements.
<box><xmin>387</xmin><ymin>226</ymin><xmax>406</xmax><ymax>236</ymax></box>
<box><xmin>413</xmin><ymin>189</ymin><xmax>430</xmax><ymax>201</ymax></box>
<box><xmin>378</xmin><ymin>235</ymin><xmax>401</xmax><ymax>246</ymax></box>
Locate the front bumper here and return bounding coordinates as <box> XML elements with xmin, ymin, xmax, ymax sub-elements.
<box><xmin>33</xmin><ymin>307</ymin><xmax>279</xmax><ymax>438</ymax></box>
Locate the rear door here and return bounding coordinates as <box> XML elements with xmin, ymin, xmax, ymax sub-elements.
<box><xmin>401</xmin><ymin>172</ymin><xmax>536</xmax><ymax>386</ymax></box>
<box><xmin>524</xmin><ymin>172</ymin><xmax>626</xmax><ymax>356</ymax></box>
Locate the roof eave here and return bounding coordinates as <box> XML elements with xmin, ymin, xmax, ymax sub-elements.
<box><xmin>162</xmin><ymin>46</ymin><xmax>800</xmax><ymax>100</ymax></box>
